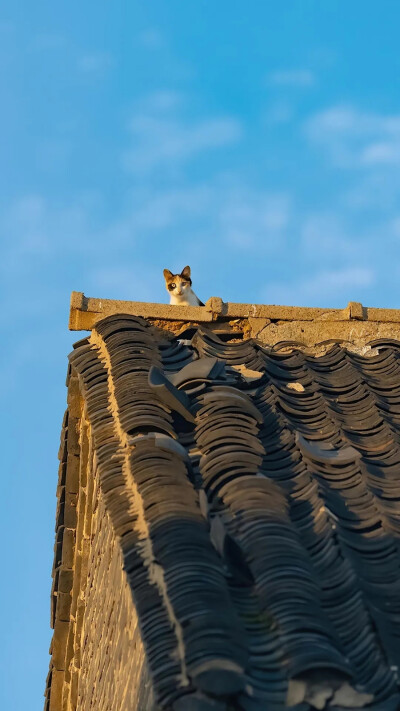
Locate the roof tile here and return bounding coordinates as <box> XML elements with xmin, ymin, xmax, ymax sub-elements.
<box><xmin>65</xmin><ymin>314</ymin><xmax>400</xmax><ymax>710</ymax></box>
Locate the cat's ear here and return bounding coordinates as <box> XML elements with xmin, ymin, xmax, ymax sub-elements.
<box><xmin>163</xmin><ymin>269</ymin><xmax>173</xmax><ymax>280</ymax></box>
<box><xmin>181</xmin><ymin>265</ymin><xmax>191</xmax><ymax>280</ymax></box>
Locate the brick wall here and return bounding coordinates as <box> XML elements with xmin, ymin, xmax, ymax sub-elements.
<box><xmin>45</xmin><ymin>372</ymin><xmax>154</xmax><ymax>711</ymax></box>
<box><xmin>77</xmin><ymin>483</ymin><xmax>154</xmax><ymax>711</ymax></box>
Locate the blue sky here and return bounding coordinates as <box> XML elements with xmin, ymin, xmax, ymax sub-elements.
<box><xmin>2</xmin><ymin>1</ymin><xmax>400</xmax><ymax>707</ymax></box>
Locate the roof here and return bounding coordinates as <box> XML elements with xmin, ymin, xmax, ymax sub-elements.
<box><xmin>58</xmin><ymin>309</ymin><xmax>400</xmax><ymax>711</ymax></box>
<box><xmin>69</xmin><ymin>290</ymin><xmax>400</xmax><ymax>356</ymax></box>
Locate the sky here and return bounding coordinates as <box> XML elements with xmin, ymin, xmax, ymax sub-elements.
<box><xmin>2</xmin><ymin>1</ymin><xmax>400</xmax><ymax>708</ymax></box>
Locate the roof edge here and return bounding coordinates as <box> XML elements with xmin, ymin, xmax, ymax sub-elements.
<box><xmin>69</xmin><ymin>291</ymin><xmax>400</xmax><ymax>331</ymax></box>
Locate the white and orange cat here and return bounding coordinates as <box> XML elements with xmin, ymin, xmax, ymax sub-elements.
<box><xmin>163</xmin><ymin>266</ymin><xmax>204</xmax><ymax>306</ymax></box>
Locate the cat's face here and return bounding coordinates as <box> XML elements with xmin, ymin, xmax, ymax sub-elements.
<box><xmin>163</xmin><ymin>266</ymin><xmax>191</xmax><ymax>298</ymax></box>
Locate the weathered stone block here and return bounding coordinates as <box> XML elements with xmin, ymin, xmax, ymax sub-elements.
<box><xmin>55</xmin><ymin>591</ymin><xmax>72</xmax><ymax>622</ymax></box>
<box><xmin>52</xmin><ymin>619</ymin><xmax>69</xmax><ymax>670</ymax></box>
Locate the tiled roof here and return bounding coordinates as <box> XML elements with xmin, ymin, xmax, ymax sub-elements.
<box><xmin>67</xmin><ymin>314</ymin><xmax>400</xmax><ymax>710</ymax></box>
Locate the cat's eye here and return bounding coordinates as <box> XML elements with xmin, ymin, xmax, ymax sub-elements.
<box><xmin>171</xmin><ymin>283</ymin><xmax>176</xmax><ymax>288</ymax></box>
<box><xmin>181</xmin><ymin>282</ymin><xmax>187</xmax><ymax>286</ymax></box>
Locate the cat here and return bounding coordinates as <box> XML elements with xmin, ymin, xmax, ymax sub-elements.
<box><xmin>163</xmin><ymin>265</ymin><xmax>204</xmax><ymax>306</ymax></box>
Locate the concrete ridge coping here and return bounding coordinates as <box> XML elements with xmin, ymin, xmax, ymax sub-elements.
<box><xmin>69</xmin><ymin>291</ymin><xmax>400</xmax><ymax>331</ymax></box>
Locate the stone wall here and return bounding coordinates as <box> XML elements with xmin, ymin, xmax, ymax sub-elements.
<box><xmin>77</xmin><ymin>480</ymin><xmax>153</xmax><ymax>711</ymax></box>
<box><xmin>245</xmin><ymin>315</ymin><xmax>400</xmax><ymax>354</ymax></box>
<box><xmin>45</xmin><ymin>373</ymin><xmax>154</xmax><ymax>711</ymax></box>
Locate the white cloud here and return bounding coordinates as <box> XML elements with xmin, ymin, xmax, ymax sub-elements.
<box><xmin>36</xmin><ymin>138</ymin><xmax>72</xmax><ymax>171</ymax></box>
<box><xmin>0</xmin><ymin>335</ymin><xmax>42</xmax><ymax>393</ymax></box>
<box><xmin>88</xmin><ymin>264</ymin><xmax>162</xmax><ymax>301</ymax></box>
<box><xmin>0</xmin><ymin>193</ymin><xmax>100</xmax><ymax>278</ymax></box>
<box><xmin>264</xmin><ymin>101</ymin><xmax>294</xmax><ymax>124</ymax></box>
<box><xmin>343</xmin><ymin>172</ymin><xmax>399</xmax><ymax>210</ymax></box>
<box><xmin>84</xmin><ymin>185</ymin><xmax>213</xmax><ymax>251</ymax></box>
<box><xmin>2</xmin><ymin>195</ymin><xmax>53</xmax><ymax>259</ymax></box>
<box><xmin>133</xmin><ymin>185</ymin><xmax>212</xmax><ymax>229</ymax></box>
<box><xmin>116</xmin><ymin>181</ymin><xmax>291</xmax><ymax>254</ymax></box>
<box><xmin>77</xmin><ymin>51</ymin><xmax>114</xmax><ymax>75</ymax></box>
<box><xmin>263</xmin><ymin>266</ymin><xmax>375</xmax><ymax>307</ymax></box>
<box><xmin>123</xmin><ymin>117</ymin><xmax>242</xmax><ymax>174</ymax></box>
<box><xmin>31</xmin><ymin>33</ymin><xmax>67</xmax><ymax>50</ymax></box>
<box><xmin>138</xmin><ymin>90</ymin><xmax>182</xmax><ymax>113</ymax></box>
<box><xmin>96</xmin><ymin>181</ymin><xmax>291</xmax><ymax>256</ymax></box>
<box><xmin>139</xmin><ymin>28</ymin><xmax>165</xmax><ymax>50</ymax></box>
<box><xmin>390</xmin><ymin>217</ymin><xmax>400</xmax><ymax>237</ymax></box>
<box><xmin>122</xmin><ymin>91</ymin><xmax>242</xmax><ymax>174</ymax></box>
<box><xmin>219</xmin><ymin>190</ymin><xmax>291</xmax><ymax>250</ymax></box>
<box><xmin>305</xmin><ymin>105</ymin><xmax>400</xmax><ymax>167</ymax></box>
<box><xmin>301</xmin><ymin>213</ymin><xmax>359</xmax><ymax>259</ymax></box>
<box><xmin>269</xmin><ymin>69</ymin><xmax>315</xmax><ymax>87</ymax></box>
<box><xmin>361</xmin><ymin>141</ymin><xmax>400</xmax><ymax>165</ymax></box>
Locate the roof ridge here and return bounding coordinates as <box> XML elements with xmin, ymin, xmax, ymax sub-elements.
<box><xmin>69</xmin><ymin>291</ymin><xmax>400</xmax><ymax>330</ymax></box>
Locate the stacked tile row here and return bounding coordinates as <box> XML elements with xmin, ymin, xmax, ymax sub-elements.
<box><xmin>66</xmin><ymin>317</ymin><xmax>400</xmax><ymax>710</ymax></box>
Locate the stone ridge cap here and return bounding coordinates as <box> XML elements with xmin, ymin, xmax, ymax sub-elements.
<box><xmin>69</xmin><ymin>291</ymin><xmax>400</xmax><ymax>331</ymax></box>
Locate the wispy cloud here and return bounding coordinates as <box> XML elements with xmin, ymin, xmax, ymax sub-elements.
<box><xmin>263</xmin><ymin>266</ymin><xmax>375</xmax><ymax>307</ymax></box>
<box><xmin>93</xmin><ymin>181</ymin><xmax>291</xmax><ymax>256</ymax></box>
<box><xmin>122</xmin><ymin>92</ymin><xmax>242</xmax><ymax>174</ymax></box>
<box><xmin>0</xmin><ymin>193</ymin><xmax>100</xmax><ymax>278</ymax></box>
<box><xmin>305</xmin><ymin>105</ymin><xmax>400</xmax><ymax>167</ymax></box>
<box><xmin>264</xmin><ymin>101</ymin><xmax>294</xmax><ymax>124</ymax></box>
<box><xmin>31</xmin><ymin>33</ymin><xmax>68</xmax><ymax>51</ymax></box>
<box><xmin>136</xmin><ymin>90</ymin><xmax>182</xmax><ymax>113</ymax></box>
<box><xmin>139</xmin><ymin>28</ymin><xmax>166</xmax><ymax>50</ymax></box>
<box><xmin>219</xmin><ymin>190</ymin><xmax>291</xmax><ymax>250</ymax></box>
<box><xmin>269</xmin><ymin>69</ymin><xmax>315</xmax><ymax>87</ymax></box>
<box><xmin>77</xmin><ymin>51</ymin><xmax>114</xmax><ymax>75</ymax></box>
<box><xmin>88</xmin><ymin>264</ymin><xmax>161</xmax><ymax>301</ymax></box>
<box><xmin>300</xmin><ymin>213</ymin><xmax>360</xmax><ymax>260</ymax></box>
<box><xmin>112</xmin><ymin>181</ymin><xmax>291</xmax><ymax>255</ymax></box>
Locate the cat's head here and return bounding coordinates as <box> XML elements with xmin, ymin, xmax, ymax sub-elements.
<box><xmin>163</xmin><ymin>266</ymin><xmax>192</xmax><ymax>298</ymax></box>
